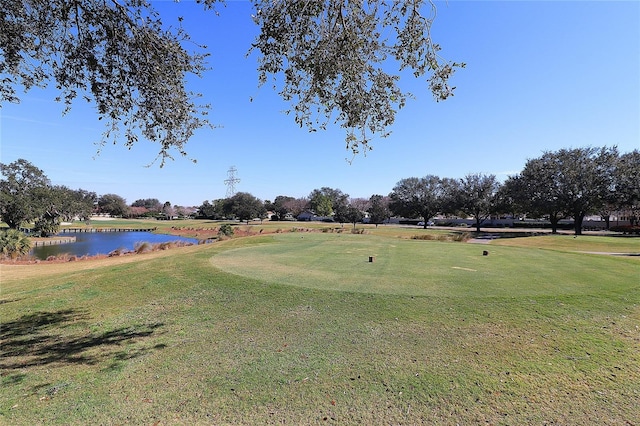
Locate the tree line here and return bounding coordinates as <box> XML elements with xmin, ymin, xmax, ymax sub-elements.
<box><xmin>0</xmin><ymin>159</ymin><xmax>194</xmax><ymax>236</ymax></box>
<box><xmin>197</xmin><ymin>147</ymin><xmax>638</xmax><ymax>236</ymax></box>
<box><xmin>1</xmin><ymin>146</ymin><xmax>638</xmax><ymax>237</ymax></box>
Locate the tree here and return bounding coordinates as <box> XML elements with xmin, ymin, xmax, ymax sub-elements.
<box><xmin>0</xmin><ymin>159</ymin><xmax>50</xmax><ymax>228</ymax></box>
<box><xmin>368</xmin><ymin>194</ymin><xmax>390</xmax><ymax>227</ymax></box>
<box><xmin>455</xmin><ymin>173</ymin><xmax>499</xmax><ymax>233</ymax></box>
<box><xmin>389</xmin><ymin>175</ymin><xmax>444</xmax><ymax>228</ymax></box>
<box><xmin>197</xmin><ymin>199</ymin><xmax>225</xmax><ymax>219</ymax></box>
<box><xmin>29</xmin><ymin>185</ymin><xmax>97</xmax><ymax>236</ymax></box>
<box><xmin>61</xmin><ymin>188</ymin><xmax>97</xmax><ymax>221</ymax></box>
<box><xmin>222</xmin><ymin>192</ymin><xmax>265</xmax><ymax>224</ymax></box>
<box><xmin>554</xmin><ymin>147</ymin><xmax>618</xmax><ymax>235</ymax></box>
<box><xmin>284</xmin><ymin>197</ymin><xmax>309</xmax><ymax>219</ymax></box>
<box><xmin>270</xmin><ymin>195</ymin><xmax>296</xmax><ymax>221</ymax></box>
<box><xmin>511</xmin><ymin>147</ymin><xmax>618</xmax><ymax>235</ymax></box>
<box><xmin>615</xmin><ymin>150</ymin><xmax>640</xmax><ymax>226</ymax></box>
<box><xmin>128</xmin><ymin>206</ymin><xmax>149</xmax><ymax>218</ymax></box>
<box><xmin>132</xmin><ymin>198</ymin><xmax>162</xmax><ymax>213</ymax></box>
<box><xmin>162</xmin><ymin>201</ymin><xmax>175</xmax><ymax>219</ymax></box>
<box><xmin>252</xmin><ymin>0</ymin><xmax>464</xmax><ymax>154</ymax></box>
<box><xmin>98</xmin><ymin>193</ymin><xmax>129</xmax><ymax>217</ymax></box>
<box><xmin>512</xmin><ymin>157</ymin><xmax>565</xmax><ymax>234</ymax></box>
<box><xmin>197</xmin><ymin>201</ymin><xmax>214</xmax><ymax>219</ymax></box>
<box><xmin>2</xmin><ymin>1</ymin><xmax>462</xmax><ymax>162</ymax></box>
<box><xmin>344</xmin><ymin>204</ymin><xmax>364</xmax><ymax>229</ymax></box>
<box><xmin>309</xmin><ymin>187</ymin><xmax>349</xmax><ymax>218</ymax></box>
<box><xmin>0</xmin><ymin>229</ymin><xmax>32</xmax><ymax>260</ymax></box>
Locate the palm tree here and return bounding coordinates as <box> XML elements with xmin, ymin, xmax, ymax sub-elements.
<box><xmin>0</xmin><ymin>229</ymin><xmax>32</xmax><ymax>260</ymax></box>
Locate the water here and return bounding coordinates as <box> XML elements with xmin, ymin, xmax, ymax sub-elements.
<box><xmin>30</xmin><ymin>231</ymin><xmax>199</xmax><ymax>260</ymax></box>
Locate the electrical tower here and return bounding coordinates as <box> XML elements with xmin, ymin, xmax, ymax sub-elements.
<box><xmin>224</xmin><ymin>166</ymin><xmax>241</xmax><ymax>197</ymax></box>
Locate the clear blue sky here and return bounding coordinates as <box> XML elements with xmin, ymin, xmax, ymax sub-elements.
<box><xmin>1</xmin><ymin>1</ymin><xmax>638</xmax><ymax>207</ymax></box>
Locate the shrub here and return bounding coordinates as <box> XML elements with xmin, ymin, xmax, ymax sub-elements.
<box><xmin>411</xmin><ymin>234</ymin><xmax>436</xmax><ymax>240</ymax></box>
<box><xmin>452</xmin><ymin>232</ymin><xmax>471</xmax><ymax>242</ymax></box>
<box><xmin>0</xmin><ymin>229</ymin><xmax>32</xmax><ymax>259</ymax></box>
<box><xmin>108</xmin><ymin>248</ymin><xmax>124</xmax><ymax>257</ymax></box>
<box><xmin>135</xmin><ymin>242</ymin><xmax>152</xmax><ymax>254</ymax></box>
<box><xmin>610</xmin><ymin>225</ymin><xmax>640</xmax><ymax>235</ymax></box>
<box><xmin>218</xmin><ymin>224</ymin><xmax>234</xmax><ymax>237</ymax></box>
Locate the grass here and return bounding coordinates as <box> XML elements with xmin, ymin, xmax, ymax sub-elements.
<box><xmin>1</xmin><ymin>228</ymin><xmax>639</xmax><ymax>424</ymax></box>
<box><xmin>491</xmin><ymin>233</ymin><xmax>640</xmax><ymax>253</ymax></box>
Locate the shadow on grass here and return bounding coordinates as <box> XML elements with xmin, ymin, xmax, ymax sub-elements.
<box><xmin>0</xmin><ymin>309</ymin><xmax>164</xmax><ymax>370</ymax></box>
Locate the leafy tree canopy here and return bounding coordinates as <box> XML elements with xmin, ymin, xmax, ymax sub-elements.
<box><xmin>132</xmin><ymin>198</ymin><xmax>162</xmax><ymax>212</ymax></box>
<box><xmin>389</xmin><ymin>175</ymin><xmax>445</xmax><ymax>227</ymax></box>
<box><xmin>368</xmin><ymin>194</ymin><xmax>390</xmax><ymax>227</ymax></box>
<box><xmin>309</xmin><ymin>187</ymin><xmax>348</xmax><ymax>217</ymax></box>
<box><xmin>222</xmin><ymin>192</ymin><xmax>265</xmax><ymax>223</ymax></box>
<box><xmin>454</xmin><ymin>173</ymin><xmax>499</xmax><ymax>232</ymax></box>
<box><xmin>97</xmin><ymin>193</ymin><xmax>129</xmax><ymax>217</ymax></box>
<box><xmin>1</xmin><ymin>0</ymin><xmax>462</xmax><ymax>163</ymax></box>
<box><xmin>615</xmin><ymin>150</ymin><xmax>640</xmax><ymax>220</ymax></box>
<box><xmin>271</xmin><ymin>195</ymin><xmax>296</xmax><ymax>221</ymax></box>
<box><xmin>0</xmin><ymin>158</ymin><xmax>50</xmax><ymax>228</ymax></box>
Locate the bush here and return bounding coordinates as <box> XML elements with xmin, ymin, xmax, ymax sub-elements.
<box><xmin>0</xmin><ymin>229</ymin><xmax>32</xmax><ymax>260</ymax></box>
<box><xmin>218</xmin><ymin>224</ymin><xmax>234</xmax><ymax>237</ymax></box>
<box><xmin>610</xmin><ymin>225</ymin><xmax>640</xmax><ymax>235</ymax></box>
<box><xmin>451</xmin><ymin>232</ymin><xmax>472</xmax><ymax>242</ymax></box>
<box><xmin>410</xmin><ymin>232</ymin><xmax>471</xmax><ymax>242</ymax></box>
<box><xmin>411</xmin><ymin>234</ymin><xmax>436</xmax><ymax>240</ymax></box>
<box><xmin>135</xmin><ymin>242</ymin><xmax>152</xmax><ymax>254</ymax></box>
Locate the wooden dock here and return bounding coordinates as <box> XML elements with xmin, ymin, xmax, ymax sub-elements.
<box><xmin>31</xmin><ymin>237</ymin><xmax>77</xmax><ymax>246</ymax></box>
<box><xmin>59</xmin><ymin>228</ymin><xmax>157</xmax><ymax>233</ymax></box>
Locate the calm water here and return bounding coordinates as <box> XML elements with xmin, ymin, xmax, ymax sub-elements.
<box><xmin>30</xmin><ymin>232</ymin><xmax>198</xmax><ymax>260</ymax></box>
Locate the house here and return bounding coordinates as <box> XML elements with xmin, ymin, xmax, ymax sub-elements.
<box><xmin>296</xmin><ymin>210</ymin><xmax>319</xmax><ymax>221</ymax></box>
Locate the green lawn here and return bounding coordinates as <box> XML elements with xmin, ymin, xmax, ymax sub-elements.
<box><xmin>1</xmin><ymin>231</ymin><xmax>638</xmax><ymax>424</ymax></box>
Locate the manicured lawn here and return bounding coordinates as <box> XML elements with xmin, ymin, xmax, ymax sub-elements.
<box><xmin>1</xmin><ymin>231</ymin><xmax>638</xmax><ymax>424</ymax></box>
<box><xmin>491</xmin><ymin>233</ymin><xmax>640</xmax><ymax>254</ymax></box>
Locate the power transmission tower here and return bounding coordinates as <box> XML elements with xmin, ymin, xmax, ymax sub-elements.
<box><xmin>224</xmin><ymin>166</ymin><xmax>241</xmax><ymax>198</ymax></box>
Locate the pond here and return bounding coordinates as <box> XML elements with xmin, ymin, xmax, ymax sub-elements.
<box><xmin>30</xmin><ymin>232</ymin><xmax>199</xmax><ymax>260</ymax></box>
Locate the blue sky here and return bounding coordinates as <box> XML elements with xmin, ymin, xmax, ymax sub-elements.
<box><xmin>1</xmin><ymin>1</ymin><xmax>638</xmax><ymax>207</ymax></box>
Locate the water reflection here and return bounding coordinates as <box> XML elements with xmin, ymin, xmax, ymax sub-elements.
<box><xmin>30</xmin><ymin>232</ymin><xmax>198</xmax><ymax>260</ymax></box>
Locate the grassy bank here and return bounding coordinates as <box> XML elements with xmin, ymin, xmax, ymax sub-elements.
<box><xmin>1</xmin><ymin>231</ymin><xmax>638</xmax><ymax>424</ymax></box>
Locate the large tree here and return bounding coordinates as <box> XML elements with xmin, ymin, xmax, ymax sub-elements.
<box><xmin>97</xmin><ymin>193</ymin><xmax>129</xmax><ymax>217</ymax></box>
<box><xmin>389</xmin><ymin>175</ymin><xmax>445</xmax><ymax>228</ymax></box>
<box><xmin>455</xmin><ymin>173</ymin><xmax>499</xmax><ymax>233</ymax></box>
<box><xmin>615</xmin><ymin>150</ymin><xmax>640</xmax><ymax>226</ymax></box>
<box><xmin>368</xmin><ymin>194</ymin><xmax>390</xmax><ymax>227</ymax></box>
<box><xmin>33</xmin><ymin>186</ymin><xmax>97</xmax><ymax>236</ymax></box>
<box><xmin>541</xmin><ymin>147</ymin><xmax>617</xmax><ymax>235</ymax></box>
<box><xmin>344</xmin><ymin>204</ymin><xmax>364</xmax><ymax>229</ymax></box>
<box><xmin>511</xmin><ymin>157</ymin><xmax>565</xmax><ymax>234</ymax></box>
<box><xmin>0</xmin><ymin>158</ymin><xmax>50</xmax><ymax>228</ymax></box>
<box><xmin>222</xmin><ymin>192</ymin><xmax>266</xmax><ymax>223</ymax></box>
<box><xmin>132</xmin><ymin>198</ymin><xmax>163</xmax><ymax>213</ymax></box>
<box><xmin>513</xmin><ymin>147</ymin><xmax>619</xmax><ymax>235</ymax></box>
<box><xmin>2</xmin><ymin>1</ymin><xmax>462</xmax><ymax>162</ymax></box>
<box><xmin>308</xmin><ymin>187</ymin><xmax>349</xmax><ymax>218</ymax></box>
<box><xmin>284</xmin><ymin>197</ymin><xmax>309</xmax><ymax>219</ymax></box>
<box><xmin>198</xmin><ymin>199</ymin><xmax>225</xmax><ymax>219</ymax></box>
<box><xmin>270</xmin><ymin>195</ymin><xmax>296</xmax><ymax>221</ymax></box>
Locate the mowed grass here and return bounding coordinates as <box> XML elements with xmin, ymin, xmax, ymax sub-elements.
<box><xmin>1</xmin><ymin>232</ymin><xmax>639</xmax><ymax>425</ymax></box>
<box><xmin>212</xmin><ymin>233</ymin><xmax>638</xmax><ymax>297</ymax></box>
<box><xmin>491</xmin><ymin>233</ymin><xmax>640</xmax><ymax>254</ymax></box>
